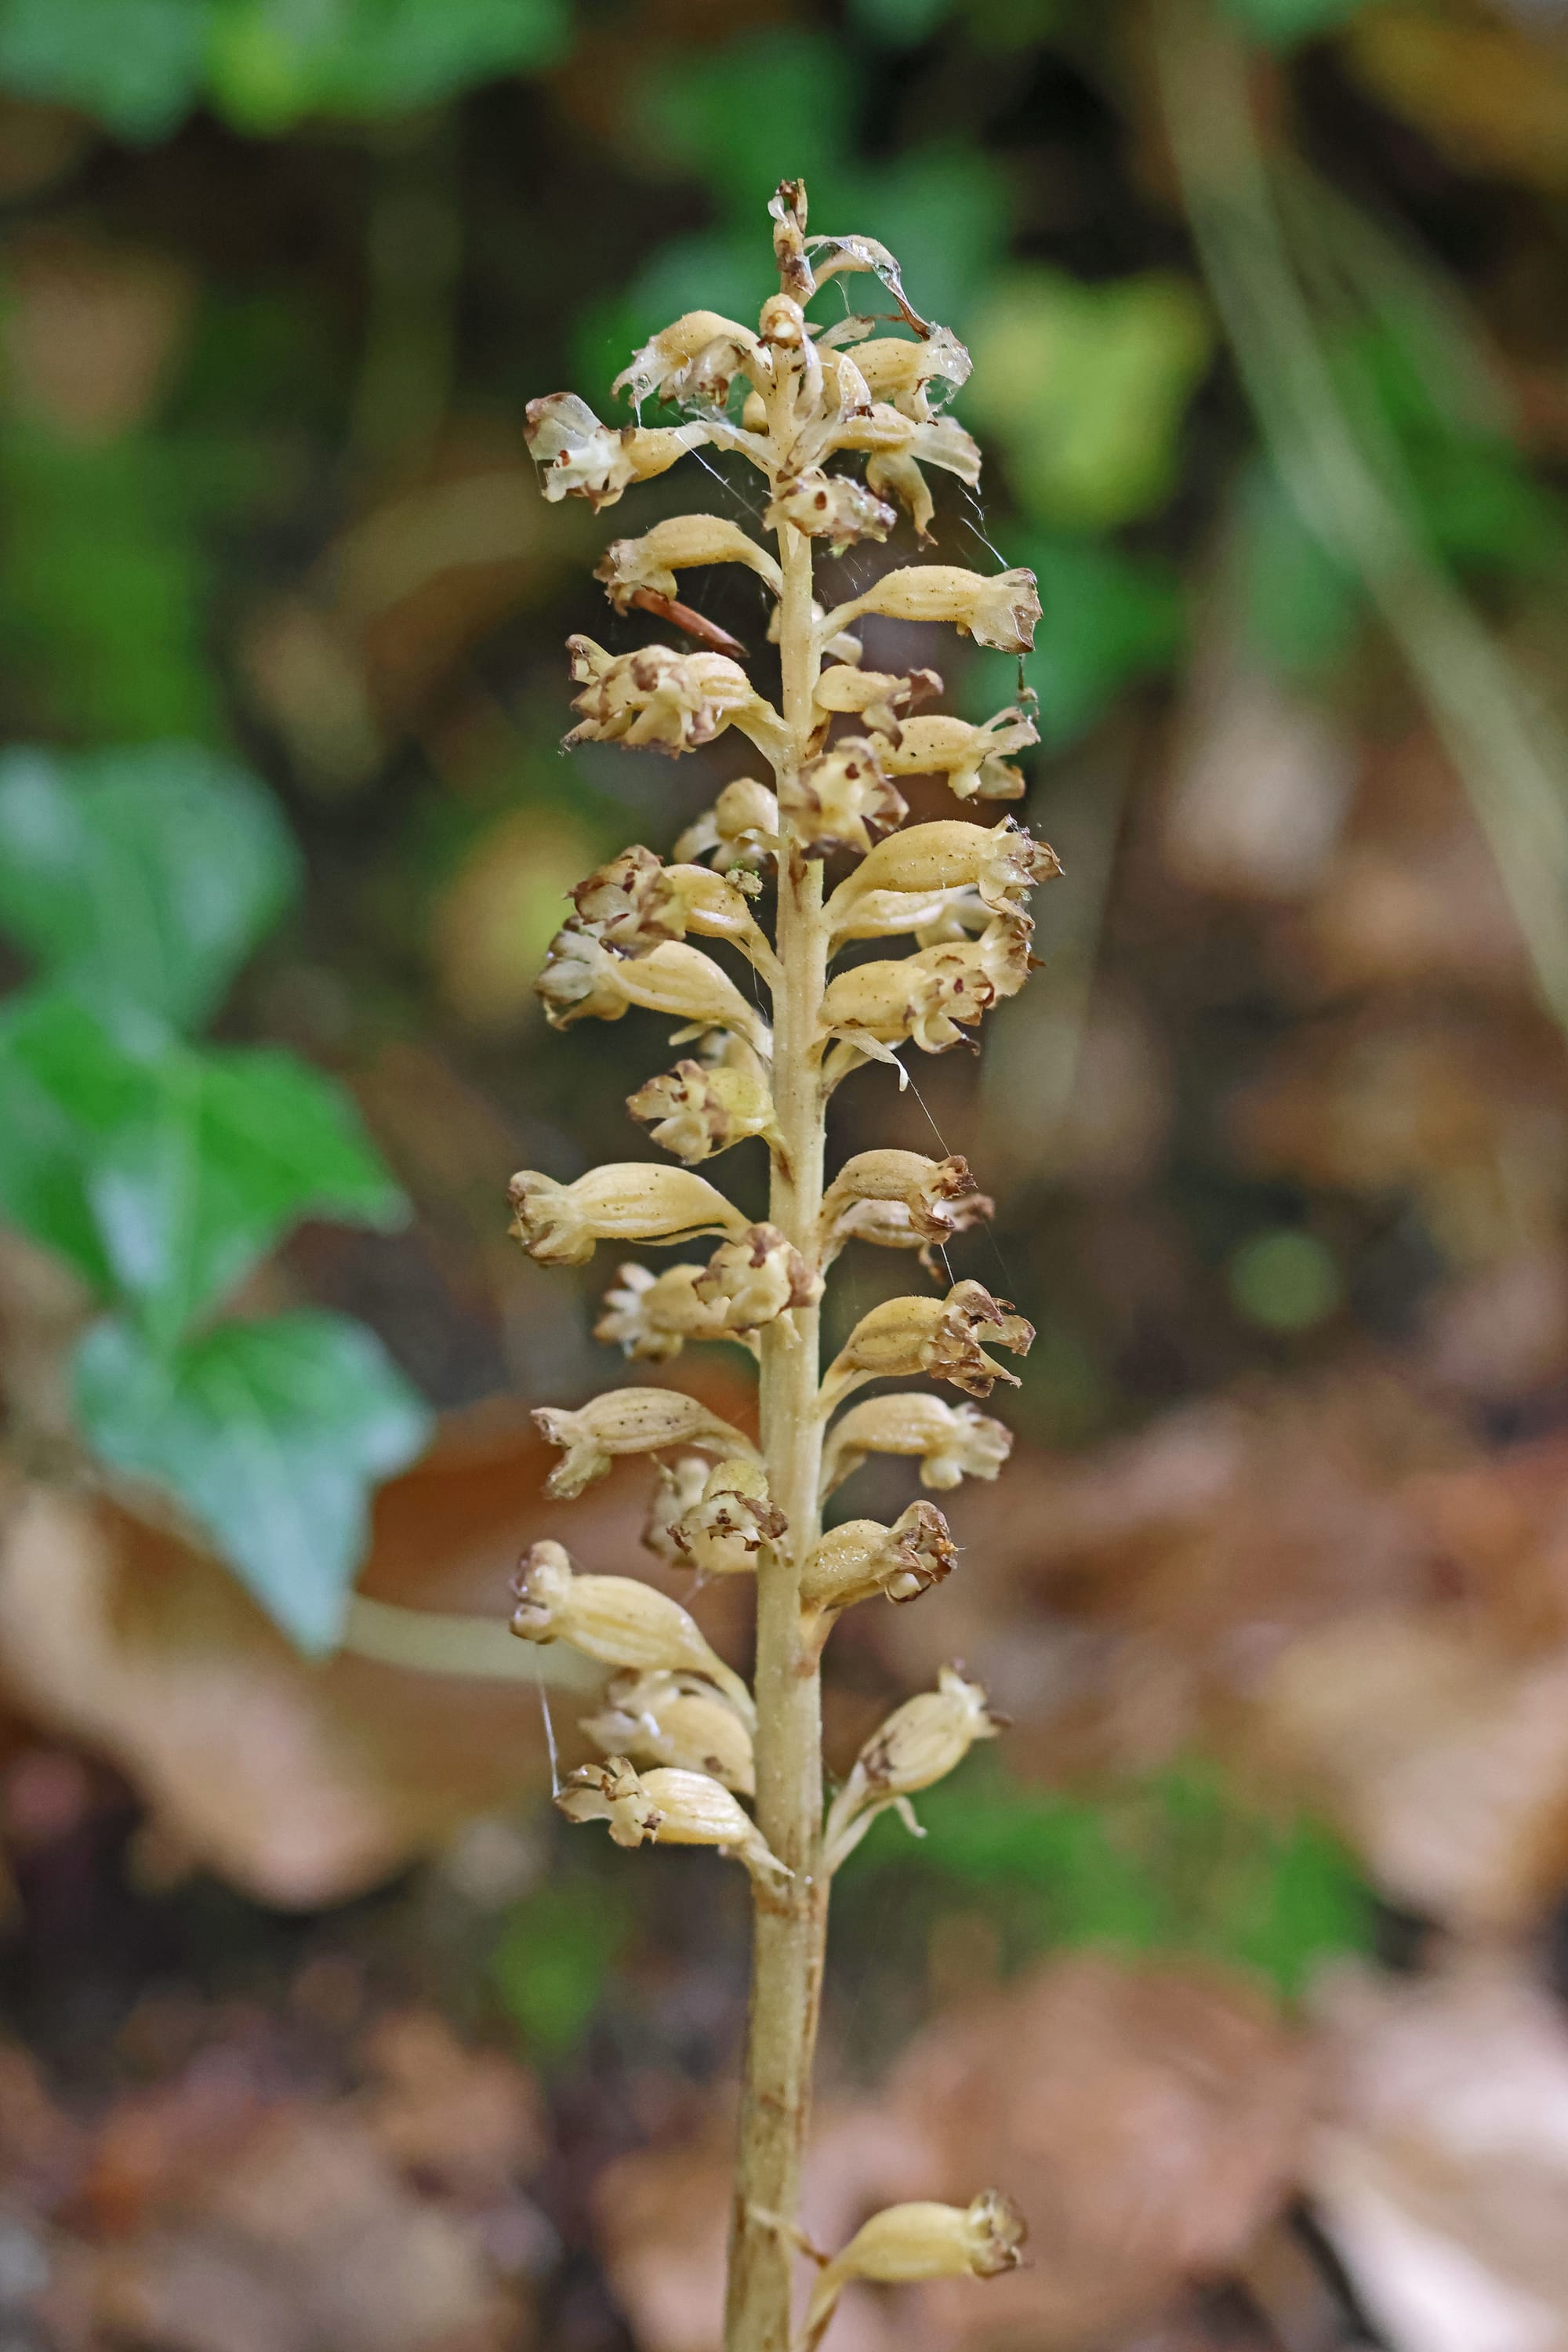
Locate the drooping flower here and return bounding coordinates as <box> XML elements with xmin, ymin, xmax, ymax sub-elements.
<box><xmin>819</xmin><ymin>1278</ymin><xmax>1033</xmax><ymax>1409</ymax></box>
<box><xmin>801</xmin><ymin>2194</ymin><xmax>1024</xmax><ymax>2352</ymax></box>
<box><xmin>819</xmin><ymin>1393</ymin><xmax>1013</xmax><ymax>1498</ymax></box>
<box><xmin>580</xmin><ymin>1668</ymin><xmax>756</xmax><ymax>1795</ymax></box>
<box><xmin>779</xmin><ymin>738</ymin><xmax>906</xmax><ymax>858</ymax></box>
<box><xmin>820</xmin><ymin>1149</ymin><xmax>993</xmax><ymax>1265</ymax></box>
<box><xmin>878</xmin><ymin>707</ymin><xmax>1040</xmax><ymax>802</ymax></box>
<box><xmin>626</xmin><ymin>1051</ymin><xmax>781</xmax><ymax>1164</ymax></box>
<box><xmin>826</xmin><ymin>821</ymin><xmax>1058</xmax><ymax>941</ymax></box>
<box><xmin>564</xmin><ymin>636</ymin><xmax>785</xmax><ymax>761</ymax></box>
<box><xmin>824</xmin><ymin>564</ymin><xmax>1041</xmax><ymax>654</ymax></box>
<box><xmin>510</xmin><ymin>1539</ymin><xmax>754</xmax><ymax>1724</ymax></box>
<box><xmin>811</xmin><ymin>661</ymin><xmax>942</xmax><ymax>742</ymax></box>
<box><xmin>800</xmin><ymin>1500</ymin><xmax>956</xmax><ymax>1613</ymax></box>
<box><xmin>524</xmin><ymin>391</ymin><xmax>714</xmax><ymax>508</ymax></box>
<box><xmin>612</xmin><ymin>310</ymin><xmax>760</xmax><ymax>408</ymax></box>
<box><xmin>535</xmin><ymin>924</ymin><xmax>772</xmax><ymax>1055</ymax></box>
<box><xmin>571</xmin><ymin>845</ymin><xmax>774</xmax><ymax>971</ymax></box>
<box><xmin>661</xmin><ymin>1457</ymin><xmax>787</xmax><ymax>1577</ymax></box>
<box><xmin>556</xmin><ymin>1758</ymin><xmax>786</xmax><ymax>1884</ymax></box>
<box><xmin>531</xmin><ymin>1388</ymin><xmax>759</xmax><ymax>1500</ymax></box>
<box><xmin>595</xmin><ymin>516</ymin><xmax>782</xmax><ymax>612</ymax></box>
<box><xmin>822</xmin><ymin>1662</ymin><xmax>1005</xmax><ymax>1869</ymax></box>
<box><xmin>509</xmin><ymin>1163</ymin><xmax>748</xmax><ymax>1267</ymax></box>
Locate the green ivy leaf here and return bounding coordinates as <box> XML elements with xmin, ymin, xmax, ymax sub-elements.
<box><xmin>89</xmin><ymin>1042</ymin><xmax>409</xmax><ymax>1345</ymax></box>
<box><xmin>0</xmin><ymin>993</ymin><xmax>407</xmax><ymax>1330</ymax></box>
<box><xmin>0</xmin><ymin>992</ymin><xmax>153</xmax><ymax>1289</ymax></box>
<box><xmin>75</xmin><ymin>1309</ymin><xmax>431</xmax><ymax>1653</ymax></box>
<box><xmin>0</xmin><ymin>742</ymin><xmax>299</xmax><ymax>1032</ymax></box>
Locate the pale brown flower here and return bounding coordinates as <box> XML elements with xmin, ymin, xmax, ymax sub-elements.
<box><xmin>531</xmin><ymin>1388</ymin><xmax>759</xmax><ymax>1500</ymax></box>
<box><xmin>595</xmin><ymin>515</ymin><xmax>782</xmax><ymax>612</ymax></box>
<box><xmin>580</xmin><ymin>1668</ymin><xmax>756</xmax><ymax>1795</ymax></box>
<box><xmin>822</xmin><ymin>1662</ymin><xmax>1004</xmax><ymax>1870</ymax></box>
<box><xmin>564</xmin><ymin>635</ymin><xmax>783</xmax><ymax>761</ymax></box>
<box><xmin>824</xmin><ymin>564</ymin><xmax>1041</xmax><ymax>654</ymax></box>
<box><xmin>508</xmin><ymin>1163</ymin><xmax>748</xmax><ymax>1267</ymax></box>
<box><xmin>555</xmin><ymin>1759</ymin><xmax>785</xmax><ymax>1884</ymax></box>
<box><xmin>524</xmin><ymin>390</ymin><xmax>713</xmax><ymax>507</ymax></box>
<box><xmin>510</xmin><ymin>1539</ymin><xmax>753</xmax><ymax>1723</ymax></box>
<box><xmin>802</xmin><ymin>2193</ymin><xmax>1024</xmax><ymax>2352</ymax></box>
<box><xmin>779</xmin><ymin>737</ymin><xmax>907</xmax><ymax>858</ymax></box>
<box><xmin>819</xmin><ymin>1393</ymin><xmax>1013</xmax><ymax>1498</ymax></box>
<box><xmin>626</xmin><ymin>1052</ymin><xmax>781</xmax><ymax>1164</ymax></box>
<box><xmin>800</xmin><ymin>1500</ymin><xmax>956</xmax><ymax>1613</ymax></box>
<box><xmin>820</xmin><ymin>1278</ymin><xmax>1033</xmax><ymax>1409</ymax></box>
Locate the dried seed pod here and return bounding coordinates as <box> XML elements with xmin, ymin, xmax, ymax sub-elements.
<box><xmin>510</xmin><ymin>1540</ymin><xmax>753</xmax><ymax>1724</ymax></box>
<box><xmin>555</xmin><ymin>1758</ymin><xmax>786</xmax><ymax>1883</ymax></box>
<box><xmin>613</xmin><ymin>310</ymin><xmax>759</xmax><ymax>408</ymax></box>
<box><xmin>532</xmin><ymin>1389</ymin><xmax>759</xmax><ymax>1501</ymax></box>
<box><xmin>811</xmin><ymin>662</ymin><xmax>942</xmax><ymax>741</ymax></box>
<box><xmin>641</xmin><ymin>1454</ymin><xmax>713</xmax><ymax>1564</ymax></box>
<box><xmin>802</xmin><ymin>2192</ymin><xmax>1025</xmax><ymax>2351</ymax></box>
<box><xmin>827</xmin><ymin>820</ymin><xmax>1058</xmax><ymax>936</ymax></box>
<box><xmin>826</xmin><ymin>564</ymin><xmax>1041</xmax><ymax>655</ymax></box>
<box><xmin>524</xmin><ymin>392</ymin><xmax>713</xmax><ymax>508</ymax></box>
<box><xmin>580</xmin><ymin>1668</ymin><xmax>756</xmax><ymax>1795</ymax></box>
<box><xmin>535</xmin><ymin>924</ymin><xmax>771</xmax><ymax>1054</ymax></box>
<box><xmin>508</xmin><ymin>1164</ymin><xmax>748</xmax><ymax>1268</ymax></box>
<box><xmin>779</xmin><ymin>738</ymin><xmax>907</xmax><ymax>858</ymax></box>
<box><xmin>673</xmin><ymin>776</ymin><xmax>782</xmax><ymax>873</ymax></box>
<box><xmin>666</xmin><ymin>1458</ymin><xmax>787</xmax><ymax>1576</ymax></box>
<box><xmin>626</xmin><ymin>1053</ymin><xmax>781</xmax><ymax>1165</ymax></box>
<box><xmin>571</xmin><ymin>846</ymin><xmax>773</xmax><ymax>969</ymax></box>
<box><xmin>822</xmin><ymin>1662</ymin><xmax>1004</xmax><ymax>1869</ymax></box>
<box><xmin>879</xmin><ymin>708</ymin><xmax>1040</xmax><ymax>803</ymax></box>
<box><xmin>820</xmin><ymin>1392</ymin><xmax>1013</xmax><ymax>1499</ymax></box>
<box><xmin>564</xmin><ymin>637</ymin><xmax>784</xmax><ymax>761</ymax></box>
<box><xmin>800</xmin><ymin>1500</ymin><xmax>956</xmax><ymax>1613</ymax></box>
<box><xmin>596</xmin><ymin>516</ymin><xmax>782</xmax><ymax>612</ymax></box>
<box><xmin>764</xmin><ymin>470</ymin><xmax>895</xmax><ymax>550</ymax></box>
<box><xmin>820</xmin><ymin>1278</ymin><xmax>1033</xmax><ymax>1409</ymax></box>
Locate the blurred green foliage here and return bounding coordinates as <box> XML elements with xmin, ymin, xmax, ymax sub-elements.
<box><xmin>0</xmin><ymin>0</ymin><xmax>568</xmax><ymax>140</ymax></box>
<box><xmin>490</xmin><ymin>1877</ymin><xmax>631</xmax><ymax>2059</ymax></box>
<box><xmin>848</xmin><ymin>1759</ymin><xmax>1372</xmax><ymax>2001</ymax></box>
<box><xmin>0</xmin><ymin>746</ymin><xmax>427</xmax><ymax>1651</ymax></box>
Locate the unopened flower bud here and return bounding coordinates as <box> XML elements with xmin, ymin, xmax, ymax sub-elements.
<box><xmin>532</xmin><ymin>1388</ymin><xmax>759</xmax><ymax>1500</ymax></box>
<box><xmin>564</xmin><ymin>636</ymin><xmax>785</xmax><ymax>762</ymax></box>
<box><xmin>596</xmin><ymin>516</ymin><xmax>782</xmax><ymax>613</ymax></box>
<box><xmin>780</xmin><ymin>738</ymin><xmax>906</xmax><ymax>858</ymax></box>
<box><xmin>627</xmin><ymin>1053</ymin><xmax>781</xmax><ymax>1165</ymax></box>
<box><xmin>821</xmin><ymin>1150</ymin><xmax>993</xmax><ymax>1265</ymax></box>
<box><xmin>826</xmin><ymin>564</ymin><xmax>1040</xmax><ymax>655</ymax></box>
<box><xmin>613</xmin><ymin>310</ymin><xmax>759</xmax><ymax>408</ymax></box>
<box><xmin>802</xmin><ymin>2192</ymin><xmax>1025</xmax><ymax>2351</ymax></box>
<box><xmin>822</xmin><ymin>916</ymin><xmax>1033</xmax><ymax>1064</ymax></box>
<box><xmin>800</xmin><ymin>1500</ymin><xmax>956</xmax><ymax>1613</ymax></box>
<box><xmin>768</xmin><ymin>178</ymin><xmax>814</xmax><ymax>304</ymax></box>
<box><xmin>822</xmin><ymin>1662</ymin><xmax>1004</xmax><ymax>1870</ymax></box>
<box><xmin>524</xmin><ymin>392</ymin><xmax>712</xmax><ymax>507</ymax></box>
<box><xmin>764</xmin><ymin>470</ymin><xmax>895</xmax><ymax>550</ymax></box>
<box><xmin>665</xmin><ymin>1458</ymin><xmax>787</xmax><ymax>1577</ymax></box>
<box><xmin>511</xmin><ymin>1539</ymin><xmax>753</xmax><ymax>1722</ymax></box>
<box><xmin>880</xmin><ymin>709</ymin><xmax>1040</xmax><ymax>802</ymax></box>
<box><xmin>509</xmin><ymin>1163</ymin><xmax>747</xmax><ymax>1267</ymax></box>
<box><xmin>536</xmin><ymin>924</ymin><xmax>771</xmax><ymax>1054</ymax></box>
<box><xmin>820</xmin><ymin>1393</ymin><xmax>1013</xmax><ymax>1499</ymax></box>
<box><xmin>674</xmin><ymin>778</ymin><xmax>781</xmax><ymax>873</ymax></box>
<box><xmin>811</xmin><ymin>662</ymin><xmax>942</xmax><ymax>742</ymax></box>
<box><xmin>556</xmin><ymin>1758</ymin><xmax>786</xmax><ymax>1883</ymax></box>
<box><xmin>581</xmin><ymin>1668</ymin><xmax>756</xmax><ymax>1795</ymax></box>
<box><xmin>821</xmin><ymin>1279</ymin><xmax>1033</xmax><ymax>1408</ymax></box>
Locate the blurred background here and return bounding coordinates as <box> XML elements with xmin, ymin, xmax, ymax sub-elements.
<box><xmin>5</xmin><ymin>0</ymin><xmax>1568</xmax><ymax>2345</ymax></box>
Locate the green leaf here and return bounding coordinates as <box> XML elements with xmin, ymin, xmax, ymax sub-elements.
<box><xmin>964</xmin><ymin>268</ymin><xmax>1213</xmax><ymax>531</ymax></box>
<box><xmin>0</xmin><ymin>742</ymin><xmax>299</xmax><ymax>1031</ymax></box>
<box><xmin>89</xmin><ymin>1043</ymin><xmax>409</xmax><ymax>1345</ymax></box>
<box><xmin>0</xmin><ymin>992</ymin><xmax>154</xmax><ymax>1288</ymax></box>
<box><xmin>1235</xmin><ymin>462</ymin><xmax>1363</xmax><ymax>681</ymax></box>
<box><xmin>74</xmin><ymin>1309</ymin><xmax>431</xmax><ymax>1653</ymax></box>
<box><xmin>0</xmin><ymin>0</ymin><xmax>209</xmax><ymax>139</ymax></box>
<box><xmin>640</xmin><ymin>29</ymin><xmax>858</xmax><ymax>223</ymax></box>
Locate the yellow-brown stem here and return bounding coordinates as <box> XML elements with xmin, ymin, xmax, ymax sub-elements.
<box><xmin>724</xmin><ymin>522</ymin><xmax>829</xmax><ymax>2350</ymax></box>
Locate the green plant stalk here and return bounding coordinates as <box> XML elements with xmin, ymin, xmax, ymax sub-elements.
<box><xmin>725</xmin><ymin>521</ymin><xmax>831</xmax><ymax>2352</ymax></box>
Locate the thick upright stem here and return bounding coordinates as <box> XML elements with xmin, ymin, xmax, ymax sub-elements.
<box><xmin>724</xmin><ymin>524</ymin><xmax>829</xmax><ymax>2351</ymax></box>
